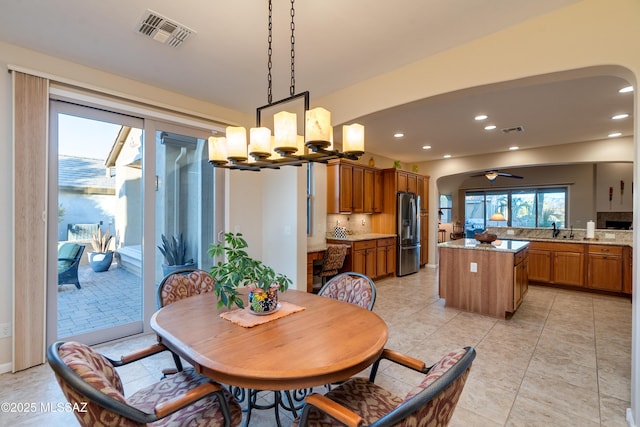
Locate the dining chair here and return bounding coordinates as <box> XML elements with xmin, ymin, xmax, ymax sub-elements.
<box><xmin>314</xmin><ymin>244</ymin><xmax>349</xmax><ymax>288</ymax></box>
<box><xmin>293</xmin><ymin>346</ymin><xmax>476</xmax><ymax>427</ymax></box>
<box><xmin>450</xmin><ymin>222</ymin><xmax>465</xmax><ymax>240</ymax></box>
<box><xmin>157</xmin><ymin>268</ymin><xmax>217</xmax><ymax>374</ymax></box>
<box><xmin>48</xmin><ymin>340</ymin><xmax>242</xmax><ymax>427</ymax></box>
<box><xmin>317</xmin><ymin>271</ymin><xmax>377</xmax><ymax>311</ymax></box>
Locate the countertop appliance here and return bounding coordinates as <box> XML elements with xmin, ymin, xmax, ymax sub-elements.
<box><xmin>397</xmin><ymin>191</ymin><xmax>420</xmax><ymax>276</ymax></box>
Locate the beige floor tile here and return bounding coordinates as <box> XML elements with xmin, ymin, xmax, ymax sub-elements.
<box><xmin>0</xmin><ymin>267</ymin><xmax>632</xmax><ymax>426</ymax></box>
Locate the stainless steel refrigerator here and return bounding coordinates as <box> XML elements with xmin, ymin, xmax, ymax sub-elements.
<box><xmin>397</xmin><ymin>191</ymin><xmax>420</xmax><ymax>276</ymax></box>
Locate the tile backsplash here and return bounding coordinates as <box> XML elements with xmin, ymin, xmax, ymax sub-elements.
<box><xmin>326</xmin><ymin>214</ymin><xmax>372</xmax><ymax>238</ymax></box>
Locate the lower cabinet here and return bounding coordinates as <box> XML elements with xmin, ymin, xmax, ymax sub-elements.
<box><xmin>328</xmin><ymin>237</ymin><xmax>396</xmax><ymax>280</ymax></box>
<box><xmin>514</xmin><ymin>249</ymin><xmax>529</xmax><ymax>310</ymax></box>
<box><xmin>527</xmin><ymin>241</ymin><xmax>629</xmax><ymax>294</ymax></box>
<box><xmin>587</xmin><ymin>245</ymin><xmax>623</xmax><ymax>292</ymax></box>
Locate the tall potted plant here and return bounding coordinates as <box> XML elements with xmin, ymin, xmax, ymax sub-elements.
<box><xmin>209</xmin><ymin>232</ymin><xmax>291</xmax><ymax>312</ymax></box>
<box><xmin>89</xmin><ymin>228</ymin><xmax>114</xmax><ymax>272</ymax></box>
<box><xmin>158</xmin><ymin>233</ymin><xmax>196</xmax><ymax>277</ymax></box>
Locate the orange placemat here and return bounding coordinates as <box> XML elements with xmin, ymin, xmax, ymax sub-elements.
<box><xmin>219</xmin><ymin>301</ymin><xmax>305</xmax><ymax>328</ymax></box>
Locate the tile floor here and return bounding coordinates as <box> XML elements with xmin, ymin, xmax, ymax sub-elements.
<box><xmin>0</xmin><ymin>267</ymin><xmax>632</xmax><ymax>426</ymax></box>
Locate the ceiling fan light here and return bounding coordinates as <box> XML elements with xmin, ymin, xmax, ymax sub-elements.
<box><xmin>485</xmin><ymin>171</ymin><xmax>499</xmax><ymax>181</ymax></box>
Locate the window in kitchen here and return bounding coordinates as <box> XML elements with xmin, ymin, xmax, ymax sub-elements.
<box><xmin>307</xmin><ymin>163</ymin><xmax>313</xmax><ymax>235</ymax></box>
<box><xmin>438</xmin><ymin>194</ymin><xmax>452</xmax><ymax>223</ymax></box>
<box><xmin>465</xmin><ymin>187</ymin><xmax>567</xmax><ymax>232</ymax></box>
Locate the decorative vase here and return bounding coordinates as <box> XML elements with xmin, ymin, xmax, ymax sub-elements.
<box><xmin>89</xmin><ymin>251</ymin><xmax>114</xmax><ymax>272</ymax></box>
<box><xmin>247</xmin><ymin>285</ymin><xmax>280</xmax><ymax>314</ymax></box>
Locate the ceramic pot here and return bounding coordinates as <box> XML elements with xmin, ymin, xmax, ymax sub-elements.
<box><xmin>89</xmin><ymin>251</ymin><xmax>114</xmax><ymax>272</ymax></box>
<box><xmin>248</xmin><ymin>285</ymin><xmax>280</xmax><ymax>314</ymax></box>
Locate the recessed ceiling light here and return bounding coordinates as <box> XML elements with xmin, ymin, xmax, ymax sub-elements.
<box><xmin>608</xmin><ymin>132</ymin><xmax>622</xmax><ymax>138</ymax></box>
<box><xmin>474</xmin><ymin>115</ymin><xmax>488</xmax><ymax>121</ymax></box>
<box><xmin>612</xmin><ymin>113</ymin><xmax>629</xmax><ymax>120</ymax></box>
<box><xmin>422</xmin><ymin>145</ymin><xmax>431</xmax><ymax>150</ymax></box>
<box><xmin>509</xmin><ymin>146</ymin><xmax>519</xmax><ymax>151</ymax></box>
<box><xmin>393</xmin><ymin>132</ymin><xmax>404</xmax><ymax>138</ymax></box>
<box><xmin>484</xmin><ymin>125</ymin><xmax>497</xmax><ymax>130</ymax></box>
<box><xmin>619</xmin><ymin>86</ymin><xmax>634</xmax><ymax>93</ymax></box>
<box><xmin>443</xmin><ymin>154</ymin><xmax>451</xmax><ymax>158</ymax></box>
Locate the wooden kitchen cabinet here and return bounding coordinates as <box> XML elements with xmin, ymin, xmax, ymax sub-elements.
<box><xmin>587</xmin><ymin>244</ymin><xmax>623</xmax><ymax>292</ymax></box>
<box><xmin>327</xmin><ymin>159</ymin><xmax>377</xmax><ymax>214</ymax></box>
<box><xmin>526</xmin><ymin>240</ymin><xmax>630</xmax><ymax>294</ymax></box>
<box><xmin>527</xmin><ymin>241</ymin><xmax>584</xmax><ymax>287</ymax></box>
<box><xmin>327</xmin><ymin>237</ymin><xmax>396</xmax><ymax>279</ymax></box>
<box><xmin>514</xmin><ymin>248</ymin><xmax>529</xmax><ymax>309</ymax></box>
<box><xmin>376</xmin><ymin>237</ymin><xmax>396</xmax><ymax>277</ymax></box>
<box><xmin>527</xmin><ymin>248</ymin><xmax>551</xmax><ymax>282</ymax></box>
<box><xmin>419</xmin><ymin>212</ymin><xmax>428</xmax><ymax>265</ymax></box>
<box><xmin>373</xmin><ymin>170</ymin><xmax>384</xmax><ymax>213</ymax></box>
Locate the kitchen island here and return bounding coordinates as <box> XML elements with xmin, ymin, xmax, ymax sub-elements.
<box><xmin>438</xmin><ymin>238</ymin><xmax>529</xmax><ymax>318</ymax></box>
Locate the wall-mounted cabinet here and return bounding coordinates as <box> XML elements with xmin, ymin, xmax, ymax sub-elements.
<box><xmin>327</xmin><ymin>160</ymin><xmax>381</xmax><ymax>214</ymax></box>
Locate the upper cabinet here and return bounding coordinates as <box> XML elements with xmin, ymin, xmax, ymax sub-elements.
<box><xmin>327</xmin><ymin>159</ymin><xmax>381</xmax><ymax>214</ymax></box>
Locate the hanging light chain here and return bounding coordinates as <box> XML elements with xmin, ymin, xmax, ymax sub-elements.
<box><xmin>289</xmin><ymin>0</ymin><xmax>296</xmax><ymax>96</ymax></box>
<box><xmin>267</xmin><ymin>0</ymin><xmax>273</xmax><ymax>104</ymax></box>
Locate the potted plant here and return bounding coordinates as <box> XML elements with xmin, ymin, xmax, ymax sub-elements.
<box><xmin>89</xmin><ymin>228</ymin><xmax>114</xmax><ymax>272</ymax></box>
<box><xmin>158</xmin><ymin>233</ymin><xmax>196</xmax><ymax>276</ymax></box>
<box><xmin>209</xmin><ymin>232</ymin><xmax>291</xmax><ymax>312</ymax></box>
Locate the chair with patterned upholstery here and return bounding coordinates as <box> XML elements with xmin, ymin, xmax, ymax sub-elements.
<box><xmin>318</xmin><ymin>271</ymin><xmax>376</xmax><ymax>311</ymax></box>
<box><xmin>48</xmin><ymin>341</ymin><xmax>242</xmax><ymax>427</ymax></box>
<box><xmin>157</xmin><ymin>268</ymin><xmax>217</xmax><ymax>374</ymax></box>
<box><xmin>294</xmin><ymin>346</ymin><xmax>476</xmax><ymax>427</ymax></box>
<box><xmin>314</xmin><ymin>244</ymin><xmax>348</xmax><ymax>288</ymax></box>
<box><xmin>57</xmin><ymin>243</ymin><xmax>85</xmax><ymax>289</ymax></box>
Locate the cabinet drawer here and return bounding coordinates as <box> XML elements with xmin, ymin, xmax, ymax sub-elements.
<box><xmin>353</xmin><ymin>240</ymin><xmax>377</xmax><ymax>251</ymax></box>
<box><xmin>588</xmin><ymin>244</ymin><xmax>623</xmax><ymax>255</ymax></box>
<box><xmin>377</xmin><ymin>237</ymin><xmax>396</xmax><ymax>247</ymax></box>
<box><xmin>514</xmin><ymin>248</ymin><xmax>528</xmax><ymax>265</ymax></box>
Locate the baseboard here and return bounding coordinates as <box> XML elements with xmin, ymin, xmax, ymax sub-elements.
<box><xmin>628</xmin><ymin>408</ymin><xmax>636</xmax><ymax>427</ymax></box>
<box><xmin>0</xmin><ymin>362</ymin><xmax>12</xmax><ymax>374</ymax></box>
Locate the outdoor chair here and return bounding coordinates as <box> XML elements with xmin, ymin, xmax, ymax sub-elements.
<box><xmin>313</xmin><ymin>244</ymin><xmax>348</xmax><ymax>290</ymax></box>
<box><xmin>294</xmin><ymin>346</ymin><xmax>476</xmax><ymax>427</ymax></box>
<box><xmin>47</xmin><ymin>340</ymin><xmax>242</xmax><ymax>427</ymax></box>
<box><xmin>318</xmin><ymin>271</ymin><xmax>377</xmax><ymax>311</ymax></box>
<box><xmin>157</xmin><ymin>268</ymin><xmax>217</xmax><ymax>374</ymax></box>
<box><xmin>57</xmin><ymin>243</ymin><xmax>85</xmax><ymax>289</ymax></box>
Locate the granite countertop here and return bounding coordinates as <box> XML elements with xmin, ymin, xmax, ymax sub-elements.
<box><xmin>485</xmin><ymin>227</ymin><xmax>632</xmax><ymax>247</ymax></box>
<box><xmin>439</xmin><ymin>238</ymin><xmax>529</xmax><ymax>253</ymax></box>
<box><xmin>326</xmin><ymin>233</ymin><xmax>397</xmax><ymax>242</ymax></box>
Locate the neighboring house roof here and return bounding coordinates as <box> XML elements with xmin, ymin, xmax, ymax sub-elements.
<box><xmin>59</xmin><ymin>155</ymin><xmax>115</xmax><ymax>195</ymax></box>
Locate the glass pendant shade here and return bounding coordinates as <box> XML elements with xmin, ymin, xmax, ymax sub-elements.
<box><xmin>305</xmin><ymin>107</ymin><xmax>331</xmax><ymax>149</ymax></box>
<box><xmin>208</xmin><ymin>136</ymin><xmax>228</xmax><ymax>165</ymax></box>
<box><xmin>342</xmin><ymin>123</ymin><xmax>365</xmax><ymax>155</ymax></box>
<box><xmin>249</xmin><ymin>127</ymin><xmax>272</xmax><ymax>159</ymax></box>
<box><xmin>274</xmin><ymin>111</ymin><xmax>299</xmax><ymax>154</ymax></box>
<box><xmin>226</xmin><ymin>126</ymin><xmax>248</xmax><ymax>161</ymax></box>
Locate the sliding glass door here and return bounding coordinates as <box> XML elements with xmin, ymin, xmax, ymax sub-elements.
<box><xmin>47</xmin><ymin>101</ymin><xmax>222</xmax><ymax>346</ymax></box>
<box><xmin>49</xmin><ymin>101</ymin><xmax>145</xmax><ymax>344</ymax></box>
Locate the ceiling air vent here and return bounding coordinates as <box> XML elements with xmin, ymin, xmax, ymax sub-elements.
<box><xmin>137</xmin><ymin>10</ymin><xmax>195</xmax><ymax>48</ymax></box>
<box><xmin>501</xmin><ymin>126</ymin><xmax>524</xmax><ymax>134</ymax></box>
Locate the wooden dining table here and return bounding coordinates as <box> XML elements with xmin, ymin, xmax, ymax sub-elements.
<box><xmin>150</xmin><ymin>289</ymin><xmax>389</xmax><ymax>392</ymax></box>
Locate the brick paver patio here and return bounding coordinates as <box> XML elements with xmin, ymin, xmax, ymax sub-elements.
<box><xmin>57</xmin><ymin>264</ymin><xmax>142</xmax><ymax>338</ymax></box>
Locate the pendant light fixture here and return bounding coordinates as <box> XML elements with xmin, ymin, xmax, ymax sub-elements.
<box><xmin>208</xmin><ymin>0</ymin><xmax>365</xmax><ymax>170</ymax></box>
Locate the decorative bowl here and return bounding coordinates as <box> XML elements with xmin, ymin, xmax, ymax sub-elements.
<box><xmin>474</xmin><ymin>232</ymin><xmax>498</xmax><ymax>244</ymax></box>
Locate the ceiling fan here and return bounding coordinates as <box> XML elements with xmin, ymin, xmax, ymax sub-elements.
<box><xmin>471</xmin><ymin>171</ymin><xmax>524</xmax><ymax>182</ymax></box>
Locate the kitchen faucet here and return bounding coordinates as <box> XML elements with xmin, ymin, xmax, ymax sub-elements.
<box><xmin>552</xmin><ymin>222</ymin><xmax>560</xmax><ymax>238</ymax></box>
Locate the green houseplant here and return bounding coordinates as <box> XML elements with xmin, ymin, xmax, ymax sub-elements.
<box><xmin>89</xmin><ymin>228</ymin><xmax>114</xmax><ymax>272</ymax></box>
<box><xmin>158</xmin><ymin>233</ymin><xmax>196</xmax><ymax>276</ymax></box>
<box><xmin>209</xmin><ymin>232</ymin><xmax>291</xmax><ymax>311</ymax></box>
